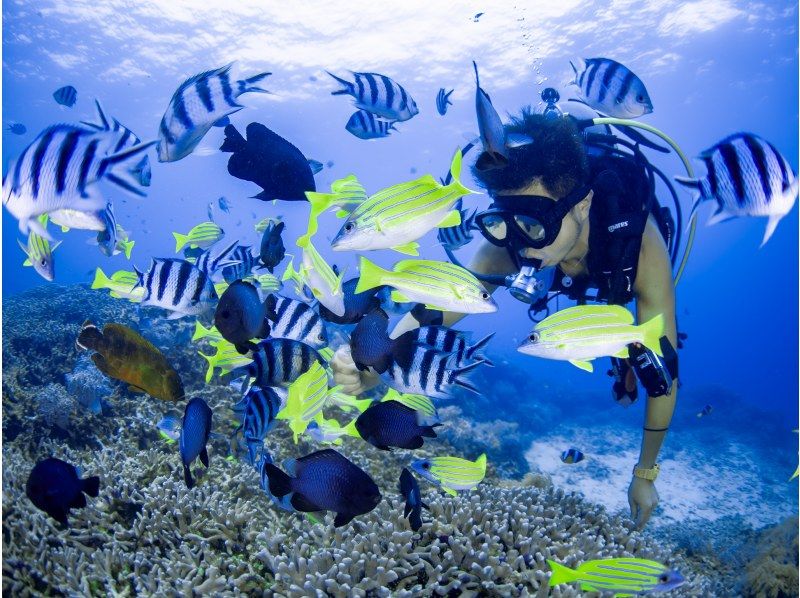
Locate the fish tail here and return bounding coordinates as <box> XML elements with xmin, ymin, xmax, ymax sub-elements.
<box><xmin>326</xmin><ymin>71</ymin><xmax>354</xmax><ymax>96</ymax></box>
<box><xmin>183</xmin><ymin>464</ymin><xmax>195</xmax><ymax>489</ymax></box>
<box><xmin>17</xmin><ymin>238</ymin><xmax>31</xmax><ymax>265</ymax></box>
<box><xmin>306</xmin><ymin>191</ymin><xmax>338</xmax><ymax>218</ymax></box>
<box><xmin>355</xmin><ymin>256</ymin><xmax>388</xmax><ymax>293</ymax></box>
<box><xmin>82</xmin><ymin>476</ymin><xmax>100</xmax><ymax>497</ymax></box>
<box><xmin>122</xmin><ymin>240</ymin><xmax>134</xmax><ymax>260</ymax></box>
<box><xmin>99</xmin><ymin>141</ymin><xmax>156</xmax><ymax>197</ymax></box>
<box><xmin>674</xmin><ymin>176</ymin><xmax>705</xmax><ymax>232</ymax></box>
<box><xmin>466</xmin><ymin>332</ymin><xmax>495</xmax><ymax>363</ymax></box>
<box><xmin>91</xmin><ymin>267</ymin><xmax>112</xmax><ymax>290</ymax></box>
<box><xmin>192</xmin><ymin>321</ymin><xmax>211</xmax><ymax>342</ymax></box>
<box><xmin>263</xmin><ymin>462</ymin><xmax>293</xmax><ymax>497</ymax></box>
<box><xmin>447</xmin><ymin>147</ymin><xmax>475</xmax><ymax>199</ymax></box>
<box><xmin>220</xmin><ymin>124</ymin><xmax>247</xmax><ymax>153</ymax></box>
<box><xmin>472</xmin><ymin>61</ymin><xmax>480</xmax><ymax>87</ymax></box>
<box><xmin>173</xmin><ymin>232</ymin><xmax>189</xmax><ymax>252</ymax></box>
<box><xmin>343</xmin><ymin>417</ymin><xmax>361</xmax><ymax>438</ymax></box>
<box><xmin>475</xmin><ymin>453</ymin><xmax>487</xmax><ymax>475</ymax></box>
<box><xmin>547</xmin><ymin>560</ymin><xmax>578</xmax><ymax>587</ymax></box>
<box><xmin>761</xmin><ymin>214</ymin><xmax>783</xmax><ymax>248</ymax></box>
<box><xmin>198</xmin><ymin>351</ymin><xmax>215</xmax><ymax>383</ymax></box>
<box><xmin>237</xmin><ymin>72</ymin><xmax>272</xmax><ymax>95</ymax></box>
<box><xmin>639</xmin><ymin>314</ymin><xmax>665</xmax><ymax>357</ymax></box>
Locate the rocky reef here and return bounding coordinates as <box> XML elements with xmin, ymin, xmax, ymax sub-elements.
<box><xmin>1</xmin><ymin>284</ymin><xmax>790</xmax><ymax>596</ymax></box>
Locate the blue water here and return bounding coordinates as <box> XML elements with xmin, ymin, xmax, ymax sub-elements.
<box><xmin>3</xmin><ymin>0</ymin><xmax>798</xmax><ymax>515</ymax></box>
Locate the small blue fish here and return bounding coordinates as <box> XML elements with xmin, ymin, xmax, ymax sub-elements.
<box><xmin>157</xmin><ymin>415</ymin><xmax>182</xmax><ymax>442</ymax></box>
<box><xmin>180</xmin><ymin>398</ymin><xmax>213</xmax><ymax>488</ymax></box>
<box><xmin>345</xmin><ymin>110</ymin><xmax>397</xmax><ymax>140</ymax></box>
<box><xmin>259</xmin><ymin>220</ymin><xmax>285</xmax><ymax>273</ymax></box>
<box><xmin>399</xmin><ymin>467</ymin><xmax>428</xmax><ymax>531</ymax></box>
<box><xmin>308</xmin><ymin>159</ymin><xmax>324</xmax><ymax>174</ymax></box>
<box><xmin>218</xmin><ymin>196</ymin><xmax>231</xmax><ymax>213</ymax></box>
<box><xmin>436</xmin><ymin>88</ymin><xmax>454</xmax><ymax>116</ymax></box>
<box><xmin>53</xmin><ymin>85</ymin><xmax>77</xmax><ymax>107</ymax></box>
<box><xmin>214</xmin><ymin>280</ymin><xmax>273</xmax><ymax>354</ymax></box>
<box><xmin>437</xmin><ymin>199</ymin><xmax>477</xmax><ymax>250</ymax></box>
<box><xmin>326</xmin><ymin>160</ymin><xmax>334</xmax><ymax>168</ymax></box>
<box><xmin>26</xmin><ymin>457</ymin><xmax>99</xmax><ymax>525</ymax></box>
<box><xmin>348</xmin><ymin>400</ymin><xmax>441</xmax><ymax>451</ymax></box>
<box><xmin>6</xmin><ymin>122</ymin><xmax>26</xmax><ymax>135</ymax></box>
<box><xmin>222</xmin><ymin>245</ymin><xmax>260</xmax><ymax>283</ymax></box>
<box><xmin>560</xmin><ymin>448</ymin><xmax>584</xmax><ymax>464</ymax></box>
<box><xmin>234</xmin><ymin>386</ymin><xmax>284</xmax><ymax>464</ymax></box>
<box><xmin>697</xmin><ymin>404</ymin><xmax>713</xmax><ymax>418</ymax></box>
<box><xmin>473</xmin><ymin>12</ymin><xmax>484</xmax><ymax>21</ymax></box>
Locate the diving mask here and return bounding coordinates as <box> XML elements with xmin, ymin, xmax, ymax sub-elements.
<box><xmin>475</xmin><ymin>183</ymin><xmax>591</xmax><ymax>250</ymax></box>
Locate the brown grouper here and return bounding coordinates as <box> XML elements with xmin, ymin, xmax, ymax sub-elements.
<box><xmin>76</xmin><ymin>320</ymin><xmax>184</xmax><ymax>402</ymax></box>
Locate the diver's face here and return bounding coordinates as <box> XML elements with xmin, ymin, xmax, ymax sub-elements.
<box><xmin>513</xmin><ymin>181</ymin><xmax>591</xmax><ymax>267</ymax></box>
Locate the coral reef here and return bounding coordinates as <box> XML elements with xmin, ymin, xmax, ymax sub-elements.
<box><xmin>35</xmin><ymin>383</ymin><xmax>73</xmax><ymax>431</ymax></box>
<box><xmin>65</xmin><ymin>355</ymin><xmax>113</xmax><ymax>415</ymax></box>
<box><xmin>743</xmin><ymin>517</ymin><xmax>799</xmax><ymax>598</ymax></box>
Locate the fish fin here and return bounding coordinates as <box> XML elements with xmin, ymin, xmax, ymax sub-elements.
<box><xmin>90</xmin><ymin>268</ymin><xmax>111</xmax><ymax>290</ymax></box>
<box><xmin>173</xmin><ymin>232</ymin><xmax>189</xmax><ymax>252</ymax></box>
<box><xmin>547</xmin><ymin>560</ymin><xmax>578</xmax><ymax>586</ymax></box>
<box><xmin>237</xmin><ymin>72</ymin><xmax>271</xmax><ymax>95</ymax></box>
<box><xmin>263</xmin><ymin>462</ymin><xmax>293</xmax><ymax>497</ymax></box>
<box><xmin>127</xmin><ymin>385</ymin><xmax>145</xmax><ymax>394</ymax></box>
<box><xmin>442</xmin><ymin>486</ymin><xmax>458</xmax><ymax>497</ymax></box>
<box><xmin>343</xmin><ymin>418</ymin><xmax>361</xmax><ymax>438</ymax></box>
<box><xmin>453</xmin><ymin>378</ymin><xmax>480</xmax><ymax>394</ymax></box>
<box><xmin>326</xmin><ymin>71</ymin><xmax>354</xmax><ymax>96</ymax></box>
<box><xmin>390</xmin><ymin>290</ymin><xmax>411</xmax><ymax>303</ymax></box>
<box><xmin>183</xmin><ymin>464</ymin><xmax>195</xmax><ymax>489</ymax></box>
<box><xmin>166</xmin><ymin>311</ymin><xmax>186</xmax><ymax>320</ymax></box>
<box><xmin>761</xmin><ymin>214</ymin><xmax>783</xmax><ymax>247</ymax></box>
<box><xmin>27</xmin><ymin>216</ymin><xmax>54</xmax><ymax>241</ymax></box>
<box><xmin>82</xmin><ymin>476</ymin><xmax>100</xmax><ymax>497</ymax></box>
<box><xmin>100</xmin><ymin>141</ymin><xmax>156</xmax><ymax>196</ymax></box>
<box><xmin>466</xmin><ymin>332</ymin><xmax>494</xmax><ymax>360</ymax></box>
<box><xmin>475</xmin><ymin>453</ymin><xmax>487</xmax><ymax>474</ymax></box>
<box><xmin>199</xmin><ymin>447</ymin><xmax>209</xmax><ymax>468</ymax></box>
<box><xmin>568</xmin><ymin>59</ymin><xmax>579</xmax><ymax>83</ymax></box>
<box><xmin>355</xmin><ymin>256</ymin><xmax>388</xmax><ymax>293</ymax></box>
<box><xmin>220</xmin><ymin>124</ymin><xmax>247</xmax><ymax>153</ymax></box>
<box><xmin>437</xmin><ymin>210</ymin><xmax>462</xmax><ymax>228</ymax></box>
<box><xmin>333</xmin><ymin>512</ymin><xmax>356</xmax><ymax>527</ymax></box>
<box><xmin>122</xmin><ymin>240</ymin><xmax>134</xmax><ymax>260</ymax></box>
<box><xmin>613</xmin><ymin>348</ymin><xmax>629</xmax><ymax>358</ymax></box>
<box><xmin>568</xmin><ymin>359</ymin><xmax>594</xmax><ymax>372</ymax></box>
<box><xmin>639</xmin><ymin>313</ymin><xmax>665</xmax><ymax>356</ymax></box>
<box><xmin>22</xmin><ymin>257</ymin><xmax>32</xmax><ymax>267</ymax></box>
<box><xmin>291</xmin><ymin>493</ymin><xmax>323</xmax><ymax>513</ymax></box>
<box><xmin>391</xmin><ymin>242</ymin><xmax>420</xmax><ymax>256</ymax></box>
<box><xmin>705</xmin><ymin>208</ymin><xmax>736</xmax><ymax>227</ymax></box>
<box><xmin>70</xmin><ymin>492</ymin><xmax>87</xmax><ymax>509</ymax></box>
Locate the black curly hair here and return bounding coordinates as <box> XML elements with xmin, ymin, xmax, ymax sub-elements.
<box><xmin>470</xmin><ymin>108</ymin><xmax>589</xmax><ymax>198</ymax></box>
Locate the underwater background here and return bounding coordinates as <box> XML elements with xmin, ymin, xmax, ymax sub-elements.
<box><xmin>2</xmin><ymin>1</ymin><xmax>798</xmax><ymax>596</ymax></box>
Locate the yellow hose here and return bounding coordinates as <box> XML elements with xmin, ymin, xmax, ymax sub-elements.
<box><xmin>590</xmin><ymin>117</ymin><xmax>696</xmax><ymax>287</ymax></box>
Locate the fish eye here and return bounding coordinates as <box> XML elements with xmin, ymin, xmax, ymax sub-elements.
<box><xmin>421</xmin><ymin>462</ymin><xmax>430</xmax><ymax>470</ymax></box>
<box><xmin>40</xmin><ymin>259</ymin><xmax>47</xmax><ymax>266</ymax></box>
<box><xmin>480</xmin><ymin>291</ymin><xmax>489</xmax><ymax>300</ymax></box>
<box><xmin>344</xmin><ymin>222</ymin><xmax>355</xmax><ymax>232</ymax></box>
<box><xmin>637</xmin><ymin>94</ymin><xmax>645</xmax><ymax>102</ymax></box>
<box><xmin>529</xmin><ymin>332</ymin><xmax>539</xmax><ymax>342</ymax></box>
<box><xmin>658</xmin><ymin>574</ymin><xmax>668</xmax><ymax>583</ymax></box>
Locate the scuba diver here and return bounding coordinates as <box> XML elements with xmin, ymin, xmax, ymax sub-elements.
<box><xmin>332</xmin><ymin>88</ymin><xmax>688</xmax><ymax>530</ymax></box>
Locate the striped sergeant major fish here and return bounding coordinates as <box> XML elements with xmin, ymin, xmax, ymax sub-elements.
<box><xmin>195</xmin><ymin>239</ymin><xmax>241</xmax><ymax>278</ymax></box>
<box><xmin>3</xmin><ymin>124</ymin><xmax>155</xmax><ymax>239</ymax></box>
<box><xmin>228</xmin><ymin>338</ymin><xmax>327</xmax><ymax>391</ymax></box>
<box><xmin>345</xmin><ymin>110</ymin><xmax>397</xmax><ymax>140</ymax></box>
<box><xmin>569</xmin><ymin>57</ymin><xmax>653</xmax><ymax>119</ymax></box>
<box><xmin>134</xmin><ymin>258</ymin><xmax>217</xmax><ymax>320</ymax></box>
<box><xmin>436</xmin><ymin>87</ymin><xmax>454</xmax><ymax>116</ymax></box>
<box><xmin>675</xmin><ymin>132</ymin><xmax>798</xmax><ymax>247</ymax></box>
<box><xmin>331</xmin><ymin>149</ymin><xmax>476</xmax><ymax>255</ymax></box>
<box><xmin>437</xmin><ymin>199</ymin><xmax>477</xmax><ymax>251</ymax></box>
<box><xmin>232</xmin><ymin>385</ymin><xmax>284</xmax><ymax>464</ymax></box>
<box><xmin>547</xmin><ymin>557</ymin><xmax>684</xmax><ymax>595</ymax></box>
<box><xmin>356</xmin><ymin>257</ymin><xmax>497</xmax><ymax>314</ymax></box>
<box><xmin>268</xmin><ymin>294</ymin><xmax>328</xmax><ymax>349</ymax></box>
<box><xmin>411</xmin><ymin>453</ymin><xmax>487</xmax><ymax>496</ymax></box>
<box><xmin>157</xmin><ymin>63</ymin><xmax>271</xmax><ymax>162</ymax></box>
<box><xmin>276</xmin><ymin>361</ymin><xmax>336</xmax><ymax>443</ymax></box>
<box><xmin>18</xmin><ymin>214</ymin><xmax>61</xmax><ymax>281</ymax></box>
<box><xmin>283</xmin><ymin>236</ymin><xmax>346</xmax><ymax>317</ymax></box>
<box><xmin>80</xmin><ymin>99</ymin><xmax>151</xmax><ymax>186</ymax></box>
<box><xmin>327</xmin><ymin>71</ymin><xmax>418</xmax><ymax>122</ymax></box>
<box><xmin>411</xmin><ymin>325</ymin><xmax>494</xmax><ymax>367</ymax></box>
<box><xmin>53</xmin><ymin>85</ymin><xmax>77</xmax><ymax>107</ymax></box>
<box><xmin>381</xmin><ymin>342</ymin><xmax>485</xmax><ymax>399</ymax></box>
<box><xmin>222</xmin><ymin>245</ymin><xmax>260</xmax><ymax>283</ymax></box>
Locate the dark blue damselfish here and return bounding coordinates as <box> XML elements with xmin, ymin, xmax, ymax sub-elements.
<box><xmin>180</xmin><ymin>397</ymin><xmax>213</xmax><ymax>489</ymax></box>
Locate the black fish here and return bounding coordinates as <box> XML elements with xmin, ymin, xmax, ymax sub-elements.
<box><xmin>6</xmin><ymin>122</ymin><xmax>26</xmax><ymax>135</ymax></box>
<box><xmin>318</xmin><ymin>277</ymin><xmax>383</xmax><ymax>325</ymax></box>
<box><xmin>259</xmin><ymin>220</ymin><xmax>286</xmax><ymax>272</ymax></box>
<box><xmin>399</xmin><ymin>467</ymin><xmax>427</xmax><ymax>531</ymax></box>
<box><xmin>180</xmin><ymin>397</ymin><xmax>213</xmax><ymax>489</ymax></box>
<box><xmin>214</xmin><ymin>280</ymin><xmax>274</xmax><ymax>354</ymax></box>
<box><xmin>262</xmin><ymin>448</ymin><xmax>382</xmax><ymax>527</ymax></box>
<box><xmin>53</xmin><ymin>85</ymin><xmax>77</xmax><ymax>107</ymax></box>
<box><xmin>220</xmin><ymin>122</ymin><xmax>316</xmax><ymax>202</ymax></box>
<box><xmin>353</xmin><ymin>400</ymin><xmax>440</xmax><ymax>451</ymax></box>
<box><xmin>26</xmin><ymin>457</ymin><xmax>99</xmax><ymax>525</ymax></box>
<box><xmin>350</xmin><ymin>308</ymin><xmax>394</xmax><ymax>373</ymax></box>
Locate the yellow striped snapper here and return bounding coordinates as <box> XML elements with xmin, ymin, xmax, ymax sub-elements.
<box><xmin>283</xmin><ymin>237</ymin><xmax>346</xmax><ymax>317</ymax></box>
<box><xmin>356</xmin><ymin>257</ymin><xmax>496</xmax><ymax>313</ymax></box>
<box><xmin>18</xmin><ymin>215</ymin><xmax>60</xmax><ymax>281</ymax></box>
<box><xmin>411</xmin><ymin>454</ymin><xmax>487</xmax><ymax>496</ymax></box>
<box><xmin>198</xmin><ymin>338</ymin><xmax>253</xmax><ymax>383</ymax></box>
<box><xmin>330</xmin><ymin>150</ymin><xmax>475</xmax><ymax>255</ymax></box>
<box><xmin>173</xmin><ymin>221</ymin><xmax>224</xmax><ymax>252</ymax></box>
<box><xmin>276</xmin><ymin>362</ymin><xmax>336</xmax><ymax>443</ymax></box>
<box><xmin>91</xmin><ymin>268</ymin><xmax>144</xmax><ymax>302</ymax></box>
<box><xmin>518</xmin><ymin>304</ymin><xmax>664</xmax><ymax>372</ymax></box>
<box><xmin>304</xmin><ymin>175</ymin><xmax>368</xmax><ymax>240</ymax></box>
<box><xmin>327</xmin><ymin>390</ymin><xmax>373</xmax><ymax>413</ymax></box>
<box><xmin>548</xmin><ymin>558</ymin><xmax>684</xmax><ymax>595</ymax></box>
<box><xmin>380</xmin><ymin>389</ymin><xmax>437</xmax><ymax>420</ymax></box>
<box><xmin>305</xmin><ymin>416</ymin><xmax>352</xmax><ymax>446</ymax></box>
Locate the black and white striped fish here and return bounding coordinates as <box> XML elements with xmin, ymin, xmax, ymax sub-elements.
<box><xmin>436</xmin><ymin>88</ymin><xmax>454</xmax><ymax>116</ymax></box>
<box><xmin>81</xmin><ymin>99</ymin><xmax>151</xmax><ymax>187</ymax></box>
<box><xmin>410</xmin><ymin>326</ymin><xmax>493</xmax><ymax>367</ymax></box>
<box><xmin>229</xmin><ymin>338</ymin><xmax>326</xmax><ymax>390</ymax></box>
<box><xmin>194</xmin><ymin>239</ymin><xmax>241</xmax><ymax>277</ymax></box>
<box><xmin>675</xmin><ymin>133</ymin><xmax>798</xmax><ymax>247</ymax></box>
<box><xmin>381</xmin><ymin>344</ymin><xmax>485</xmax><ymax>399</ymax></box>
<box><xmin>436</xmin><ymin>199</ymin><xmax>477</xmax><ymax>250</ymax></box>
<box><xmin>3</xmin><ymin>124</ymin><xmax>154</xmax><ymax>238</ymax></box>
<box><xmin>134</xmin><ymin>258</ymin><xmax>217</xmax><ymax>319</ymax></box>
<box><xmin>268</xmin><ymin>295</ymin><xmax>328</xmax><ymax>349</ymax></box>
<box><xmin>570</xmin><ymin>57</ymin><xmax>652</xmax><ymax>119</ymax></box>
<box><xmin>328</xmin><ymin>71</ymin><xmax>418</xmax><ymax>122</ymax></box>
<box><xmin>157</xmin><ymin>64</ymin><xmax>271</xmax><ymax>162</ymax></box>
<box><xmin>53</xmin><ymin>85</ymin><xmax>77</xmax><ymax>107</ymax></box>
<box><xmin>232</xmin><ymin>385</ymin><xmax>284</xmax><ymax>464</ymax></box>
<box><xmin>345</xmin><ymin>110</ymin><xmax>397</xmax><ymax>140</ymax></box>
<box><xmin>222</xmin><ymin>245</ymin><xmax>260</xmax><ymax>283</ymax></box>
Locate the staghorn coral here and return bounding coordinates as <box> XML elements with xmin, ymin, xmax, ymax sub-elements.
<box><xmin>743</xmin><ymin>516</ymin><xmax>799</xmax><ymax>598</ymax></box>
<box><xmin>65</xmin><ymin>355</ymin><xmax>113</xmax><ymax>415</ymax></box>
<box><xmin>35</xmin><ymin>383</ymin><xmax>73</xmax><ymax>431</ymax></box>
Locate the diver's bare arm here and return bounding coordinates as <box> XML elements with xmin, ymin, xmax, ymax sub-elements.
<box><xmin>391</xmin><ymin>242</ymin><xmax>515</xmax><ymax>335</ymax></box>
<box><xmin>634</xmin><ymin>219</ymin><xmax>678</xmax><ymax>468</ymax></box>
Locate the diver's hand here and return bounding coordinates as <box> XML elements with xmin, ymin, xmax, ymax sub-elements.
<box><xmin>331</xmin><ymin>345</ymin><xmax>380</xmax><ymax>395</ymax></box>
<box><xmin>628</xmin><ymin>476</ymin><xmax>659</xmax><ymax>530</ymax></box>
